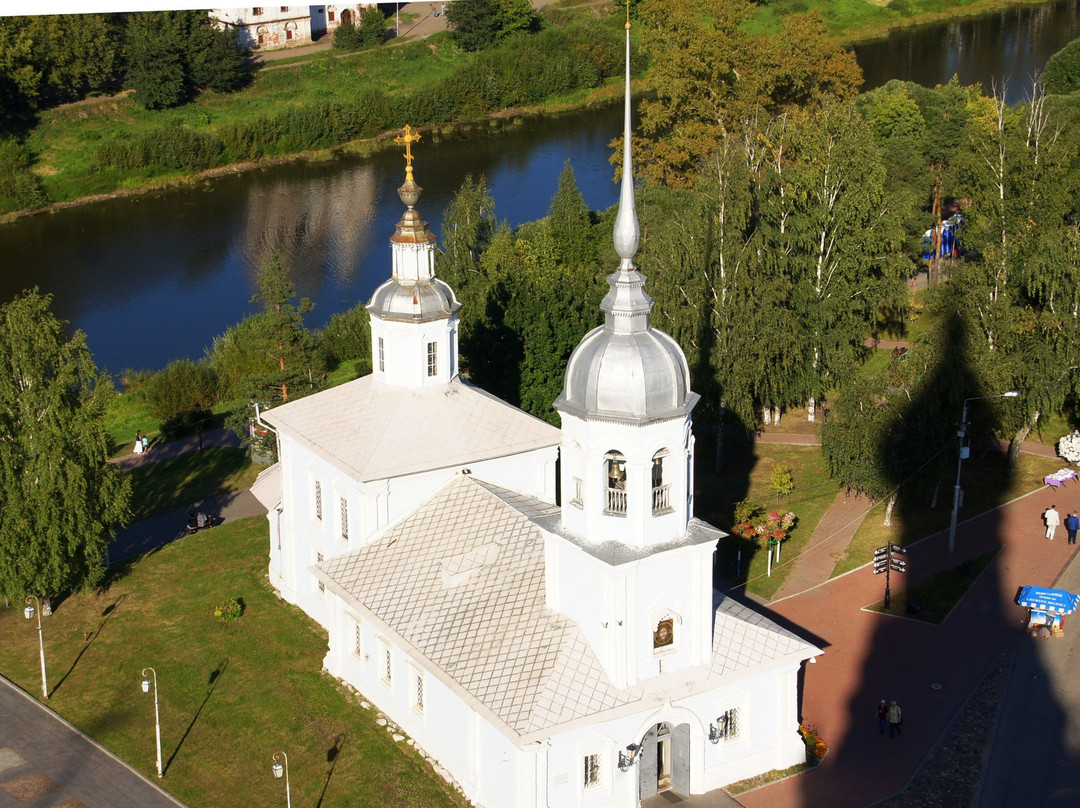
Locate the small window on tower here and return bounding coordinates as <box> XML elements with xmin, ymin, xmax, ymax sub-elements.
<box><xmin>339</xmin><ymin>497</ymin><xmax>349</xmax><ymax>541</ymax></box>
<box><xmin>314</xmin><ymin>480</ymin><xmax>322</xmax><ymax>520</ymax></box>
<box><xmin>378</xmin><ymin>337</ymin><xmax>385</xmax><ymax>372</ymax></box>
<box><xmin>427</xmin><ymin>341</ymin><xmax>438</xmax><ymax>377</ymax></box>
<box><xmin>316</xmin><ymin>552</ymin><xmax>325</xmax><ymax>592</ymax></box>
<box><xmin>653</xmin><ymin>618</ymin><xmax>674</xmax><ymax>649</ymax></box>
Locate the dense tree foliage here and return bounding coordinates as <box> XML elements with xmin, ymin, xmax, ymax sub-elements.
<box><xmin>444</xmin><ymin>0</ymin><xmax>539</xmax><ymax>52</ymax></box>
<box><xmin>0</xmin><ymin>290</ymin><xmax>131</xmax><ymax>600</ymax></box>
<box><xmin>1043</xmin><ymin>36</ymin><xmax>1080</xmax><ymax>96</ymax></box>
<box><xmin>125</xmin><ymin>11</ymin><xmax>251</xmax><ymax>110</ymax></box>
<box><xmin>437</xmin><ymin>166</ymin><xmax>604</xmax><ymax>422</ymax></box>
<box><xmin>635</xmin><ymin>0</ymin><xmax>862</xmax><ymax>187</ymax></box>
<box><xmin>211</xmin><ymin>253</ymin><xmax>323</xmax><ymax>406</ymax></box>
<box><xmin>0</xmin><ymin>12</ymin><xmax>249</xmax><ymax>123</ymax></box>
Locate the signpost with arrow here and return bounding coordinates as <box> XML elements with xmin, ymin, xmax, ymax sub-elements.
<box><xmin>872</xmin><ymin>544</ymin><xmax>908</xmax><ymax>609</ymax></box>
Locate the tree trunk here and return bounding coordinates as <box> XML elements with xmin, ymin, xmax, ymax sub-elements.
<box><xmin>808</xmin><ymin>397</ymin><xmax>816</xmax><ymax>422</ymax></box>
<box><xmin>763</xmin><ymin>407</ymin><xmax>772</xmax><ymax>426</ymax></box>
<box><xmin>883</xmin><ymin>491</ymin><xmax>898</xmax><ymax>527</ymax></box>
<box><xmin>1008</xmin><ymin>411</ymin><xmax>1039</xmax><ymax>473</ymax></box>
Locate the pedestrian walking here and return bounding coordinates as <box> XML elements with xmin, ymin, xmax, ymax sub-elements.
<box><xmin>1044</xmin><ymin>504</ymin><xmax>1061</xmax><ymax>540</ymax></box>
<box><xmin>134</xmin><ymin>429</ymin><xmax>144</xmax><ymax>454</ymax></box>
<box><xmin>888</xmin><ymin>700</ymin><xmax>903</xmax><ymax>738</ymax></box>
<box><xmin>877</xmin><ymin>699</ymin><xmax>888</xmax><ymax>735</ymax></box>
<box><xmin>1066</xmin><ymin>511</ymin><xmax>1079</xmax><ymax>545</ymax></box>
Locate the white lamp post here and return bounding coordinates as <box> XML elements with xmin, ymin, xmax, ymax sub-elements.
<box><xmin>141</xmin><ymin>667</ymin><xmax>163</xmax><ymax>777</ymax></box>
<box><xmin>23</xmin><ymin>596</ymin><xmax>48</xmax><ymax>700</ymax></box>
<box><xmin>948</xmin><ymin>391</ymin><xmax>1020</xmax><ymax>553</ymax></box>
<box><xmin>272</xmin><ymin>751</ymin><xmax>291</xmax><ymax>808</ymax></box>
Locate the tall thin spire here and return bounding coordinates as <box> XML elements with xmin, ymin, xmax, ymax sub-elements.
<box><xmin>612</xmin><ymin>4</ymin><xmax>639</xmax><ymax>267</ymax></box>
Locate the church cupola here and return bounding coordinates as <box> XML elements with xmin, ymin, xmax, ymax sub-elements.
<box><xmin>367</xmin><ymin>126</ymin><xmax>461</xmax><ymax>388</ymax></box>
<box><xmin>552</xmin><ymin>34</ymin><xmax>698</xmax><ymax>551</ymax></box>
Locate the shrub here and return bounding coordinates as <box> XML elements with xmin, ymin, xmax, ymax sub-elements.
<box><xmin>97</xmin><ymin>123</ymin><xmax>224</xmax><ymax>171</ymax></box>
<box><xmin>0</xmin><ymin>138</ymin><xmax>49</xmax><ymax>213</ymax></box>
<box><xmin>318</xmin><ymin>305</ymin><xmax>372</xmax><ymax>370</ymax></box>
<box><xmin>160</xmin><ymin>407</ymin><xmax>202</xmax><ymax>440</ymax></box>
<box><xmin>213</xmin><ymin>596</ymin><xmax>244</xmax><ymax>622</ymax></box>
<box><xmin>1044</xmin><ymin>37</ymin><xmax>1080</xmax><ymax>95</ymax></box>
<box><xmin>145</xmin><ymin>358</ymin><xmax>217</xmax><ymax>420</ymax></box>
<box><xmin>357</xmin><ymin>6</ymin><xmax>388</xmax><ymax>47</ymax></box>
<box><xmin>333</xmin><ymin>20</ymin><xmax>363</xmax><ymax>50</ymax></box>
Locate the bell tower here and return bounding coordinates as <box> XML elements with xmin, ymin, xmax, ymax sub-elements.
<box><xmin>544</xmin><ymin>11</ymin><xmax>719</xmax><ymax>690</ymax></box>
<box><xmin>367</xmin><ymin>126</ymin><xmax>461</xmax><ymax>388</ymax></box>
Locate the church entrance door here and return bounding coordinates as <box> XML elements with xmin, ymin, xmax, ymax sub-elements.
<box><xmin>638</xmin><ymin>722</ymin><xmax>690</xmax><ymax>801</ymax></box>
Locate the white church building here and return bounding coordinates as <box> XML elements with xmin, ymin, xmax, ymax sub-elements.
<box><xmin>256</xmin><ymin>20</ymin><xmax>820</xmax><ymax>807</ymax></box>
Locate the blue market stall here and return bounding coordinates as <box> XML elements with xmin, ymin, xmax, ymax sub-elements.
<box><xmin>1017</xmin><ymin>585</ymin><xmax>1080</xmax><ymax>638</ymax></box>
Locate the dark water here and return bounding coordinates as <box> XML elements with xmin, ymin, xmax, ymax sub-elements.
<box><xmin>4</xmin><ymin>1</ymin><xmax>1078</xmax><ymax>374</ymax></box>
<box><xmin>856</xmin><ymin>0</ymin><xmax>1080</xmax><ymax>105</ymax></box>
<box><xmin>0</xmin><ymin>106</ymin><xmax>624</xmax><ymax>375</ymax></box>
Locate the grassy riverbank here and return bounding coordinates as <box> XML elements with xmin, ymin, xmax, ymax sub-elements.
<box><xmin>751</xmin><ymin>0</ymin><xmax>1065</xmax><ymax>43</ymax></box>
<box><xmin>4</xmin><ymin>0</ymin><xmax>1062</xmax><ymax>221</ymax></box>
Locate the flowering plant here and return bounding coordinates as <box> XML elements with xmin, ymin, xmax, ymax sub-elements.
<box><xmin>731</xmin><ymin>502</ymin><xmax>797</xmax><ymax>548</ymax></box>
<box><xmin>214</xmin><ymin>597</ymin><xmax>243</xmax><ymax>623</ymax></box>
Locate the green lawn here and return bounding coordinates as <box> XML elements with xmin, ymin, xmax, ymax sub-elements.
<box><xmin>0</xmin><ymin>517</ymin><xmax>470</xmax><ymax>808</ymax></box>
<box><xmin>699</xmin><ymin>436</ymin><xmax>839</xmax><ymax>600</ymax></box>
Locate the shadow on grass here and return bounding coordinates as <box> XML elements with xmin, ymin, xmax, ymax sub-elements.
<box><xmin>165</xmin><ymin>659</ymin><xmax>229</xmax><ymax>775</ymax></box>
<box><xmin>50</xmin><ymin>595</ymin><xmax>127</xmax><ymax>697</ymax></box>
<box><xmin>128</xmin><ymin>447</ymin><xmax>251</xmax><ymax>521</ymax></box>
<box><xmin>316</xmin><ymin>733</ymin><xmax>345</xmax><ymax>808</ymax></box>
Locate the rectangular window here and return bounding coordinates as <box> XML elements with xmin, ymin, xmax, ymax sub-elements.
<box><xmin>412</xmin><ymin>669</ymin><xmax>424</xmax><ymax>713</ymax></box>
<box><xmin>252</xmin><ymin>7</ymin><xmax>263</xmax><ymax>14</ymax></box>
<box><xmin>280</xmin><ymin>6</ymin><xmax>289</xmax><ymax>10</ymax></box>
<box><xmin>316</xmin><ymin>552</ymin><xmax>325</xmax><ymax>592</ymax></box>
<box><xmin>717</xmin><ymin>707</ymin><xmax>740</xmax><ymax>741</ymax></box>
<box><xmin>382</xmin><ymin>645</ymin><xmax>392</xmax><ymax>683</ymax></box>
<box><xmin>583</xmin><ymin>754</ymin><xmax>600</xmax><ymax>789</ymax></box>
<box><xmin>378</xmin><ymin>337</ymin><xmax>384</xmax><ymax>372</ymax></box>
<box><xmin>427</xmin><ymin>341</ymin><xmax>437</xmax><ymax>377</ymax></box>
<box><xmin>571</xmin><ymin>477</ymin><xmax>583</xmax><ymax>508</ymax></box>
<box><xmin>285</xmin><ymin>28</ymin><xmax>293</xmax><ymax>40</ymax></box>
<box><xmin>352</xmin><ymin>619</ymin><xmax>362</xmax><ymax>656</ymax></box>
<box><xmin>314</xmin><ymin>480</ymin><xmax>322</xmax><ymax>520</ymax></box>
<box><xmin>340</xmin><ymin>497</ymin><xmax>348</xmax><ymax>540</ymax></box>
<box><xmin>328</xmin><ymin>10</ymin><xmax>335</xmax><ymax>21</ymax></box>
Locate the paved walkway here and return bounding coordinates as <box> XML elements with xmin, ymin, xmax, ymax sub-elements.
<box><xmin>735</xmin><ymin>484</ymin><xmax>1080</xmax><ymax>808</ymax></box>
<box><xmin>0</xmin><ymin>675</ymin><xmax>186</xmax><ymax>808</ymax></box>
<box><xmin>975</xmin><ymin>534</ymin><xmax>1080</xmax><ymax>808</ymax></box>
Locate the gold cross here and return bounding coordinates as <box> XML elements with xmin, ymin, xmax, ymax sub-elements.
<box><xmin>395</xmin><ymin>125</ymin><xmax>421</xmax><ymax>180</ymax></box>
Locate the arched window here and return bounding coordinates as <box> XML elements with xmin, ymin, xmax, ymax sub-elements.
<box><xmin>604</xmin><ymin>451</ymin><xmax>626</xmax><ymax>515</ymax></box>
<box><xmin>256</xmin><ymin>25</ymin><xmax>268</xmax><ymax>46</ymax></box>
<box><xmin>652</xmin><ymin>449</ymin><xmax>672</xmax><ymax>515</ymax></box>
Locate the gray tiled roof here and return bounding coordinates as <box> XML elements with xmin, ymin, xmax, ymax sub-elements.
<box><xmin>320</xmin><ymin>476</ymin><xmax>819</xmax><ymax>739</ymax></box>
<box><xmin>262</xmin><ymin>376</ymin><xmax>559</xmax><ymax>481</ymax></box>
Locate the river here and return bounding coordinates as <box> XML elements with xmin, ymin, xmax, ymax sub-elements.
<box><xmin>3</xmin><ymin>1</ymin><xmax>1078</xmax><ymax>375</ymax></box>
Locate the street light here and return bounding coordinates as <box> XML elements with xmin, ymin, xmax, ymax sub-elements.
<box><xmin>948</xmin><ymin>391</ymin><xmax>1020</xmax><ymax>553</ymax></box>
<box><xmin>272</xmin><ymin>751</ymin><xmax>291</xmax><ymax>808</ymax></box>
<box><xmin>23</xmin><ymin>596</ymin><xmax>48</xmax><ymax>700</ymax></box>
<box><xmin>141</xmin><ymin>667</ymin><xmax>163</xmax><ymax>777</ymax></box>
